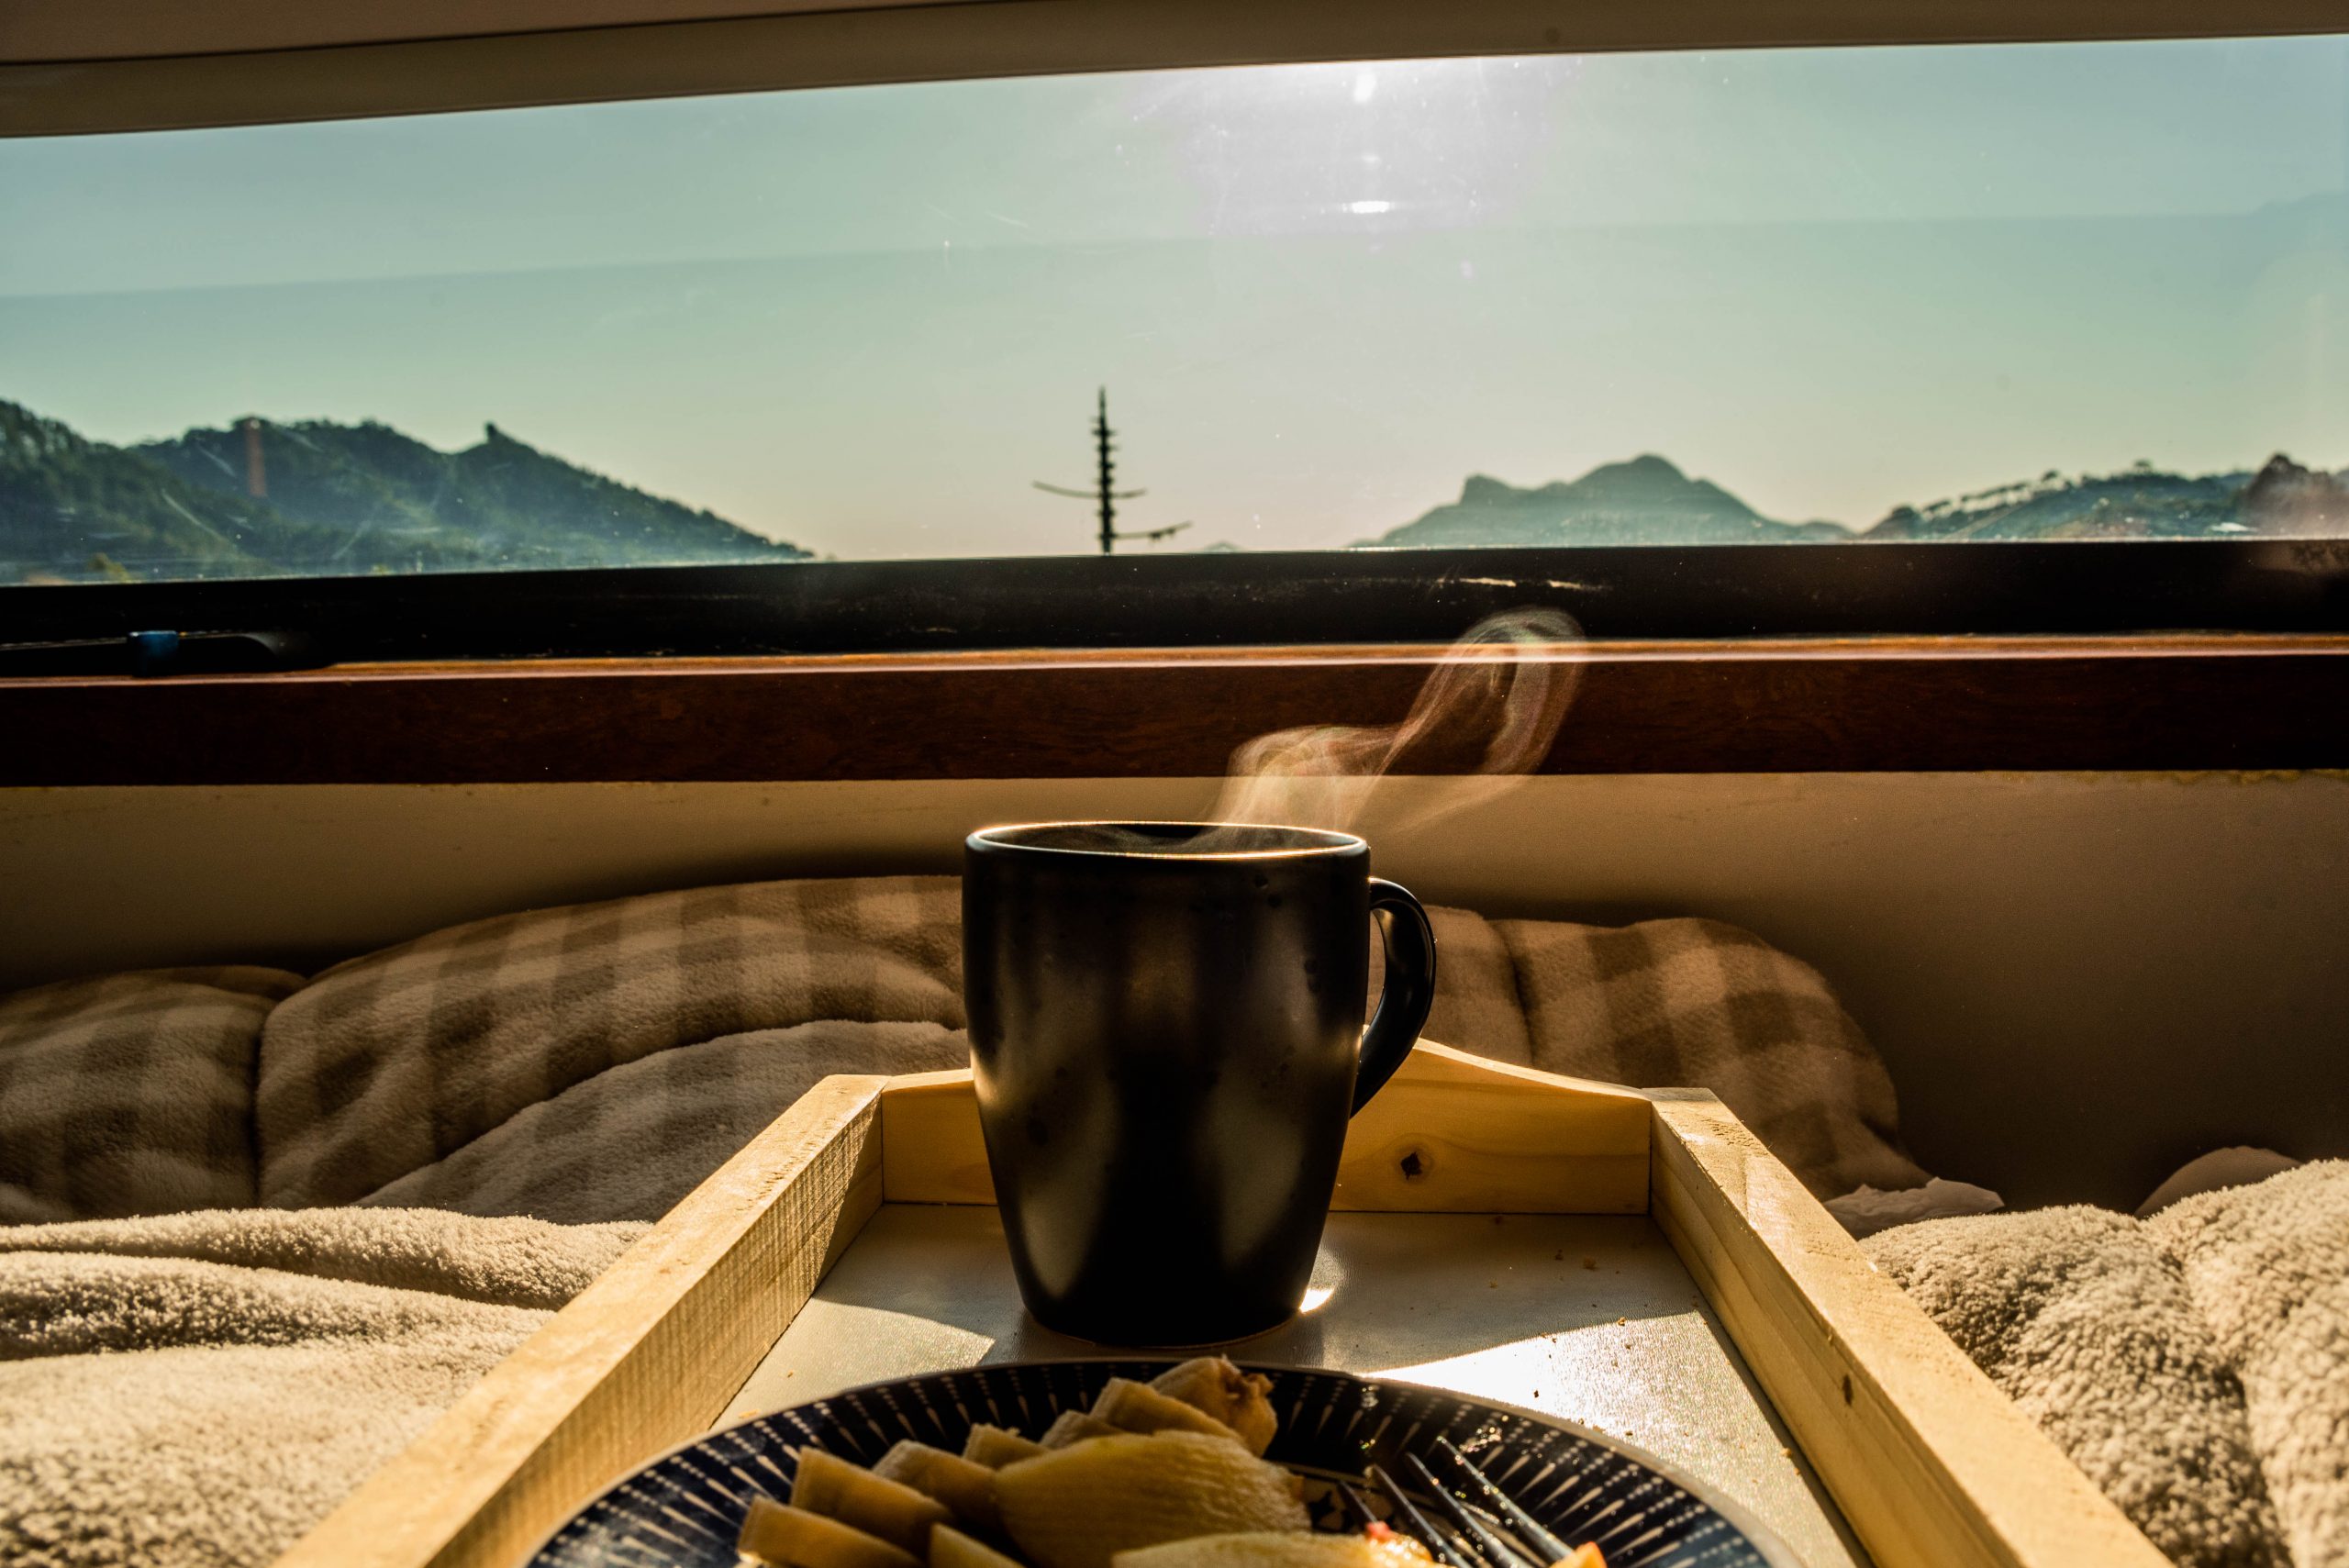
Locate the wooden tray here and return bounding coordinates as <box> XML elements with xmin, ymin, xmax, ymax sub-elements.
<box><xmin>274</xmin><ymin>1044</ymin><xmax>2166</xmax><ymax>1568</ymax></box>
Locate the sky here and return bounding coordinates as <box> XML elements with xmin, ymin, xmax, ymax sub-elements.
<box><xmin>4</xmin><ymin>36</ymin><xmax>2348</xmax><ymax>557</ymax></box>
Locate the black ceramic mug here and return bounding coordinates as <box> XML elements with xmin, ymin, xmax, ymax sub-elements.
<box><xmin>963</xmin><ymin>821</ymin><xmax>1436</xmax><ymax>1345</ymax></box>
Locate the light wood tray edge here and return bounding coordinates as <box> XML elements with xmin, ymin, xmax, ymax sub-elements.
<box><xmin>1650</xmin><ymin>1093</ymin><xmax>2170</xmax><ymax>1568</ymax></box>
<box><xmin>273</xmin><ymin>1073</ymin><xmax>889</xmax><ymax>1568</ymax></box>
<box><xmin>274</xmin><ymin>1047</ymin><xmax>2167</xmax><ymax>1568</ymax></box>
<box><xmin>880</xmin><ymin>1040</ymin><xmax>1652</xmax><ymax>1215</ymax></box>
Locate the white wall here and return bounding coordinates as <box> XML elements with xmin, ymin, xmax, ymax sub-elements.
<box><xmin>5</xmin><ymin>772</ymin><xmax>2343</xmax><ymax>1208</ymax></box>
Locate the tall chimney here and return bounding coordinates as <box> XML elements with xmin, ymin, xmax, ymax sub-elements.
<box><xmin>240</xmin><ymin>417</ymin><xmax>267</xmax><ymax>499</ymax></box>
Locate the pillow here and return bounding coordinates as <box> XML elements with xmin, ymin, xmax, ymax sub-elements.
<box><xmin>0</xmin><ymin>967</ymin><xmax>303</xmax><ymax>1218</ymax></box>
<box><xmin>261</xmin><ymin>876</ymin><xmax>1927</xmax><ymax>1210</ymax></box>
<box><xmin>259</xmin><ymin>876</ymin><xmax>962</xmax><ymax>1207</ymax></box>
<box><xmin>358</xmin><ymin>1020</ymin><xmax>967</xmax><ymax>1224</ymax></box>
<box><xmin>1497</xmin><ymin>917</ymin><xmax>1929</xmax><ymax>1195</ymax></box>
<box><xmin>1397</xmin><ymin>905</ymin><xmax>1534</xmax><ymax>1067</ymax></box>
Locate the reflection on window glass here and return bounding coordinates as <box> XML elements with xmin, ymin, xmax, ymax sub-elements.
<box><xmin>5</xmin><ymin>37</ymin><xmax>2348</xmax><ymax>584</ymax></box>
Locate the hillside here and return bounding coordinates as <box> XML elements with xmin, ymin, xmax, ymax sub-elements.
<box><xmin>1372</xmin><ymin>451</ymin><xmax>2349</xmax><ymax>549</ymax></box>
<box><xmin>1863</xmin><ymin>457</ymin><xmax>2348</xmax><ymax>540</ymax></box>
<box><xmin>2</xmin><ymin>401</ymin><xmax>358</xmax><ymax>584</ymax></box>
<box><xmin>137</xmin><ymin>417</ymin><xmax>807</xmax><ymax>575</ymax></box>
<box><xmin>3</xmin><ymin>400</ymin><xmax>806</xmax><ymax>584</ymax></box>
<box><xmin>15</xmin><ymin>394</ymin><xmax>2344</xmax><ymax>585</ymax></box>
<box><xmin>1368</xmin><ymin>455</ymin><xmax>1851</xmax><ymax>549</ymax></box>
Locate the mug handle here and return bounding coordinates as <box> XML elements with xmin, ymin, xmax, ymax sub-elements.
<box><xmin>1353</xmin><ymin>878</ymin><xmax>1437</xmax><ymax>1115</ymax></box>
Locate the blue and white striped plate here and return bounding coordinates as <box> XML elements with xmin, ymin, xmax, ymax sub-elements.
<box><xmin>529</xmin><ymin>1362</ymin><xmax>1799</xmax><ymax>1568</ymax></box>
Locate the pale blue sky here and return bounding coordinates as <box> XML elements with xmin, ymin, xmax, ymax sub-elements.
<box><xmin>5</xmin><ymin>37</ymin><xmax>2346</xmax><ymax>555</ymax></box>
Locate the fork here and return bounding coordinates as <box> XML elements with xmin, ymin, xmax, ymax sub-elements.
<box><xmin>1331</xmin><ymin>1440</ymin><xmax>1583</xmax><ymax>1568</ymax></box>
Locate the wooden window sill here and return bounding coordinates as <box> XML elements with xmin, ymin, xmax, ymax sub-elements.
<box><xmin>7</xmin><ymin>635</ymin><xmax>2344</xmax><ymax>785</ymax></box>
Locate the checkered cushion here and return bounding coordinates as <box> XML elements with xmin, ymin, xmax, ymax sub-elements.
<box><xmin>258</xmin><ymin>877</ymin><xmax>962</xmax><ymax>1208</ymax></box>
<box><xmin>358</xmin><ymin>1020</ymin><xmax>967</xmax><ymax>1223</ymax></box>
<box><xmin>255</xmin><ymin>873</ymin><xmax>1922</xmax><ymax>1213</ymax></box>
<box><xmin>0</xmin><ymin>968</ymin><xmax>304</xmax><ymax>1220</ymax></box>
<box><xmin>1499</xmin><ymin>917</ymin><xmax>1929</xmax><ymax>1195</ymax></box>
<box><xmin>1409</xmin><ymin>906</ymin><xmax>1535</xmax><ymax>1066</ymax></box>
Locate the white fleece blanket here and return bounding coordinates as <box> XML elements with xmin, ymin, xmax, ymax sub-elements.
<box><xmin>0</xmin><ymin>1208</ymin><xmax>645</xmax><ymax>1568</ymax></box>
<box><xmin>1868</xmin><ymin>1160</ymin><xmax>2349</xmax><ymax>1568</ymax></box>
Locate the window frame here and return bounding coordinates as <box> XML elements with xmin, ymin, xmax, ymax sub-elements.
<box><xmin>1</xmin><ymin>542</ymin><xmax>2346</xmax><ymax>673</ymax></box>
<box><xmin>8</xmin><ymin>11</ymin><xmax>2349</xmax><ymax>667</ymax></box>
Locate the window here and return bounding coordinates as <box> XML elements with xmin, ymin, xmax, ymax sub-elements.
<box><xmin>5</xmin><ymin>34</ymin><xmax>2348</xmax><ymax>651</ymax></box>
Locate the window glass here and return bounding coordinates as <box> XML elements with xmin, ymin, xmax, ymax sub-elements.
<box><xmin>6</xmin><ymin>37</ymin><xmax>2348</xmax><ymax>584</ymax></box>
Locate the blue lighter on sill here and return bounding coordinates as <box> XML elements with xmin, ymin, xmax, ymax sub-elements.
<box><xmin>127</xmin><ymin>629</ymin><xmax>181</xmax><ymax>678</ymax></box>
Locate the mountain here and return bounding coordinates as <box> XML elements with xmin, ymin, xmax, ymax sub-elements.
<box><xmin>1371</xmin><ymin>451</ymin><xmax>2349</xmax><ymax>549</ymax></box>
<box><xmin>1366</xmin><ymin>455</ymin><xmax>1851</xmax><ymax>549</ymax></box>
<box><xmin>2240</xmin><ymin>454</ymin><xmax>2349</xmax><ymax>534</ymax></box>
<box><xmin>3</xmin><ymin>400</ymin><xmax>357</xmax><ymax>584</ymax></box>
<box><xmin>1865</xmin><ymin>464</ymin><xmax>2246</xmax><ymax>541</ymax></box>
<box><xmin>16</xmin><ymin>393</ymin><xmax>2343</xmax><ymax>584</ymax></box>
<box><xmin>3</xmin><ymin>400</ymin><xmax>806</xmax><ymax>584</ymax></box>
<box><xmin>1866</xmin><ymin>455</ymin><xmax>2349</xmax><ymax>541</ymax></box>
<box><xmin>135</xmin><ymin>417</ymin><xmax>807</xmax><ymax>575</ymax></box>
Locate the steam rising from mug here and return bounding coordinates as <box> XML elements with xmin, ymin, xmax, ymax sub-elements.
<box><xmin>1207</xmin><ymin>607</ymin><xmax>1586</xmax><ymax>840</ymax></box>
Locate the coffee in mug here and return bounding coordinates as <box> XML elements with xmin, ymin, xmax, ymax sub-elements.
<box><xmin>963</xmin><ymin>821</ymin><xmax>1436</xmax><ymax>1345</ymax></box>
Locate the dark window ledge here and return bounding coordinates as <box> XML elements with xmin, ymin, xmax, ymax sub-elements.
<box><xmin>7</xmin><ymin>635</ymin><xmax>2345</xmax><ymax>784</ymax></box>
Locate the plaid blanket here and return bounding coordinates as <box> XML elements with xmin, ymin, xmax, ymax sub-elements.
<box><xmin>255</xmin><ymin>876</ymin><xmax>1920</xmax><ymax>1213</ymax></box>
<box><xmin>359</xmin><ymin>1020</ymin><xmax>967</xmax><ymax>1223</ymax></box>
<box><xmin>4</xmin><ymin>874</ymin><xmax>1927</xmax><ymax>1222</ymax></box>
<box><xmin>1419</xmin><ymin>908</ymin><xmax>1926</xmax><ymax>1195</ymax></box>
<box><xmin>0</xmin><ymin>968</ymin><xmax>303</xmax><ymax>1223</ymax></box>
<box><xmin>258</xmin><ymin>877</ymin><xmax>963</xmax><ymax>1210</ymax></box>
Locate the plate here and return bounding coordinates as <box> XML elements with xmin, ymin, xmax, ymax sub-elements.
<box><xmin>529</xmin><ymin>1361</ymin><xmax>1799</xmax><ymax>1568</ymax></box>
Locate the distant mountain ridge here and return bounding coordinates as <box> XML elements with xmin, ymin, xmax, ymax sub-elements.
<box><xmin>1863</xmin><ymin>456</ymin><xmax>2349</xmax><ymax>541</ymax></box>
<box><xmin>1367</xmin><ymin>451</ymin><xmax>2349</xmax><ymax>548</ymax></box>
<box><xmin>9</xmin><ymin>394</ymin><xmax>2344</xmax><ymax>585</ymax></box>
<box><xmin>1368</xmin><ymin>455</ymin><xmax>1851</xmax><ymax>549</ymax></box>
<box><xmin>3</xmin><ymin>400</ymin><xmax>804</xmax><ymax>584</ymax></box>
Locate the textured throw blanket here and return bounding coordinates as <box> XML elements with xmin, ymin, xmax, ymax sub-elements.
<box><xmin>0</xmin><ymin>968</ymin><xmax>306</xmax><ymax>1224</ymax></box>
<box><xmin>0</xmin><ymin>873</ymin><xmax>1938</xmax><ymax>1568</ymax></box>
<box><xmin>256</xmin><ymin>876</ymin><xmax>1924</xmax><ymax>1218</ymax></box>
<box><xmin>0</xmin><ymin>1207</ymin><xmax>645</xmax><ymax>1568</ymax></box>
<box><xmin>1868</xmin><ymin>1160</ymin><xmax>2349</xmax><ymax>1568</ymax></box>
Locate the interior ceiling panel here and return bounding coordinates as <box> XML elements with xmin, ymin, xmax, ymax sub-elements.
<box><xmin>5</xmin><ymin>0</ymin><xmax>2344</xmax><ymax>136</ymax></box>
<box><xmin>0</xmin><ymin>0</ymin><xmax>971</xmax><ymax>63</ymax></box>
